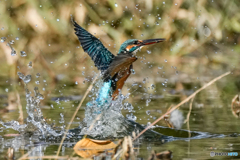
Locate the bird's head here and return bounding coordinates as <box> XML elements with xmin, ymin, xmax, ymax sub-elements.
<box><xmin>118</xmin><ymin>38</ymin><xmax>165</xmax><ymax>54</ymax></box>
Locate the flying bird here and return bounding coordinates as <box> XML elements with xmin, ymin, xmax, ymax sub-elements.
<box><xmin>73</xmin><ymin>21</ymin><xmax>165</xmax><ymax>99</ymax></box>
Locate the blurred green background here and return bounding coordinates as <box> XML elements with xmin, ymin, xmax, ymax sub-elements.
<box><xmin>1</xmin><ymin>0</ymin><xmax>240</xmax><ymax>83</ymax></box>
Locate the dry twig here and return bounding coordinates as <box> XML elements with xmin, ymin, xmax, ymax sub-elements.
<box><xmin>56</xmin><ymin>74</ymin><xmax>99</xmax><ymax>157</ymax></box>
<box><xmin>133</xmin><ymin>71</ymin><xmax>231</xmax><ymax>141</ymax></box>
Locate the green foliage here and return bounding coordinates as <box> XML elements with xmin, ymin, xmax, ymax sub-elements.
<box><xmin>0</xmin><ymin>0</ymin><xmax>239</xmax><ymax>80</ymax></box>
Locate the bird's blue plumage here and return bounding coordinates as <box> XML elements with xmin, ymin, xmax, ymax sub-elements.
<box><xmin>73</xmin><ymin>21</ymin><xmax>115</xmax><ymax>71</ymax></box>
<box><xmin>86</xmin><ymin>80</ymin><xmax>112</xmax><ymax>114</ymax></box>
<box><xmin>96</xmin><ymin>80</ymin><xmax>112</xmax><ymax>102</ymax></box>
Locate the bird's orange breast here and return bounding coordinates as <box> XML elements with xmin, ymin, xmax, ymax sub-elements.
<box><xmin>112</xmin><ymin>66</ymin><xmax>132</xmax><ymax>99</ymax></box>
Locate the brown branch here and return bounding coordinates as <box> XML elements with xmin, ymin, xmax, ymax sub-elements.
<box><xmin>133</xmin><ymin>71</ymin><xmax>231</xmax><ymax>141</ymax></box>
<box><xmin>56</xmin><ymin>73</ymin><xmax>99</xmax><ymax>157</ymax></box>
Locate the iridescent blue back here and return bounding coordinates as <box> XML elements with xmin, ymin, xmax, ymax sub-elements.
<box><xmin>73</xmin><ymin>21</ymin><xmax>115</xmax><ymax>71</ymax></box>
<box><xmin>86</xmin><ymin>80</ymin><xmax>112</xmax><ymax>114</ymax></box>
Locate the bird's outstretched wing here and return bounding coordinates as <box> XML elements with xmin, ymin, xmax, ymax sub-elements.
<box><xmin>73</xmin><ymin>21</ymin><xmax>115</xmax><ymax>71</ymax></box>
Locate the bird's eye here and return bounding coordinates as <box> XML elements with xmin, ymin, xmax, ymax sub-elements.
<box><xmin>134</xmin><ymin>41</ymin><xmax>139</xmax><ymax>45</ymax></box>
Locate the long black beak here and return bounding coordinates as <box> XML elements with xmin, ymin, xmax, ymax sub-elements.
<box><xmin>140</xmin><ymin>38</ymin><xmax>165</xmax><ymax>46</ymax></box>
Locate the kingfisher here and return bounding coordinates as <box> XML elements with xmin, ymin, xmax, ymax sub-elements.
<box><xmin>73</xmin><ymin>20</ymin><xmax>165</xmax><ymax>100</ymax></box>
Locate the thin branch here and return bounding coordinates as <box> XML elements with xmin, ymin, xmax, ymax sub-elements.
<box><xmin>133</xmin><ymin>71</ymin><xmax>231</xmax><ymax>141</ymax></box>
<box><xmin>18</xmin><ymin>147</ymin><xmax>36</xmax><ymax>160</ymax></box>
<box><xmin>56</xmin><ymin>74</ymin><xmax>99</xmax><ymax>156</ymax></box>
<box><xmin>16</xmin><ymin>92</ymin><xmax>24</xmax><ymax>124</ymax></box>
<box><xmin>185</xmin><ymin>96</ymin><xmax>195</xmax><ymax>138</ymax></box>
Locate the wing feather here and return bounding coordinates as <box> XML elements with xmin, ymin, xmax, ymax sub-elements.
<box><xmin>73</xmin><ymin>21</ymin><xmax>115</xmax><ymax>71</ymax></box>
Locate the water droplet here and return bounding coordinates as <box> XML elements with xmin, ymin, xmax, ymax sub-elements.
<box><xmin>130</xmin><ymin>17</ymin><xmax>133</xmax><ymax>21</ymax></box>
<box><xmin>163</xmin><ymin>2</ymin><xmax>165</xmax><ymax>4</ymax></box>
<box><xmin>146</xmin><ymin>110</ymin><xmax>151</xmax><ymax>115</ymax></box>
<box><xmin>9</xmin><ymin>40</ymin><xmax>14</xmax><ymax>44</ymax></box>
<box><xmin>37</xmin><ymin>94</ymin><xmax>44</xmax><ymax>100</ymax></box>
<box><xmin>175</xmin><ymin>3</ymin><xmax>178</xmax><ymax>5</ymax></box>
<box><xmin>24</xmin><ymin>75</ymin><xmax>32</xmax><ymax>84</ymax></box>
<box><xmin>126</xmin><ymin>113</ymin><xmax>137</xmax><ymax>121</ymax></box>
<box><xmin>156</xmin><ymin>22</ymin><xmax>159</xmax><ymax>25</ymax></box>
<box><xmin>75</xmin><ymin>81</ymin><xmax>78</xmax><ymax>85</ymax></box>
<box><xmin>35</xmin><ymin>81</ymin><xmax>40</xmax><ymax>84</ymax></box>
<box><xmin>36</xmin><ymin>73</ymin><xmax>40</xmax><ymax>78</ymax></box>
<box><xmin>28</xmin><ymin>61</ymin><xmax>32</xmax><ymax>68</ymax></box>
<box><xmin>57</xmin><ymin>19</ymin><xmax>59</xmax><ymax>22</ymax></box>
<box><xmin>17</xmin><ymin>72</ymin><xmax>25</xmax><ymax>80</ymax></box>
<box><xmin>5</xmin><ymin>88</ymin><xmax>8</xmax><ymax>92</ymax></box>
<box><xmin>147</xmin><ymin>50</ymin><xmax>151</xmax><ymax>54</ymax></box>
<box><xmin>11</xmin><ymin>50</ymin><xmax>16</xmax><ymax>56</ymax></box>
<box><xmin>203</xmin><ymin>27</ymin><xmax>211</xmax><ymax>37</ymax></box>
<box><xmin>115</xmin><ymin>3</ymin><xmax>118</xmax><ymax>7</ymax></box>
<box><xmin>124</xmin><ymin>102</ymin><xmax>133</xmax><ymax>111</ymax></box>
<box><xmin>142</xmin><ymin>78</ymin><xmax>146</xmax><ymax>84</ymax></box>
<box><xmin>141</xmin><ymin>34</ymin><xmax>144</xmax><ymax>37</ymax></box>
<box><xmin>1</xmin><ymin>37</ymin><xmax>6</xmax><ymax>42</ymax></box>
<box><xmin>20</xmin><ymin>51</ymin><xmax>27</xmax><ymax>57</ymax></box>
<box><xmin>164</xmin><ymin>59</ymin><xmax>167</xmax><ymax>62</ymax></box>
<box><xmin>151</xmin><ymin>84</ymin><xmax>155</xmax><ymax>89</ymax></box>
<box><xmin>131</xmin><ymin>69</ymin><xmax>135</xmax><ymax>74</ymax></box>
<box><xmin>15</xmin><ymin>37</ymin><xmax>19</xmax><ymax>40</ymax></box>
<box><xmin>146</xmin><ymin>99</ymin><xmax>151</xmax><ymax>106</ymax></box>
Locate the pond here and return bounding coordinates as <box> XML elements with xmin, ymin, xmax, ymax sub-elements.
<box><xmin>0</xmin><ymin>56</ymin><xmax>239</xmax><ymax>159</ymax></box>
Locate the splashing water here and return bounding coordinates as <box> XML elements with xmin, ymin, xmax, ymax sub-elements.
<box><xmin>0</xmin><ymin>71</ymin><xmax>138</xmax><ymax>139</ymax></box>
<box><xmin>79</xmin><ymin>79</ymin><xmax>133</xmax><ymax>138</ymax></box>
<box><xmin>1</xmin><ymin>68</ymin><xmax>162</xmax><ymax>140</ymax></box>
<box><xmin>0</xmin><ymin>72</ymin><xmax>64</xmax><ymax>137</ymax></box>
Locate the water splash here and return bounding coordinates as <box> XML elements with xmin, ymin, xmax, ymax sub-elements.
<box><xmin>80</xmin><ymin>79</ymin><xmax>131</xmax><ymax>138</ymax></box>
<box><xmin>20</xmin><ymin>51</ymin><xmax>27</xmax><ymax>57</ymax></box>
<box><xmin>0</xmin><ymin>72</ymin><xmax>64</xmax><ymax>137</ymax></box>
